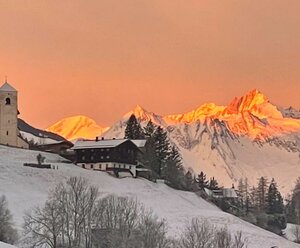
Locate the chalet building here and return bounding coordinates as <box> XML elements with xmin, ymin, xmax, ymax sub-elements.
<box><xmin>72</xmin><ymin>138</ymin><xmax>147</xmax><ymax>177</ymax></box>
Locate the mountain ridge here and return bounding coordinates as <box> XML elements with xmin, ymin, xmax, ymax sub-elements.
<box><xmin>46</xmin><ymin>89</ymin><xmax>300</xmax><ymax>140</ymax></box>
<box><xmin>44</xmin><ymin>89</ymin><xmax>300</xmax><ymax>195</ymax></box>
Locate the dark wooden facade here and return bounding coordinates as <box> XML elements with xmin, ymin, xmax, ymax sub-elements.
<box><xmin>75</xmin><ymin>140</ymin><xmax>140</xmax><ymax>165</ymax></box>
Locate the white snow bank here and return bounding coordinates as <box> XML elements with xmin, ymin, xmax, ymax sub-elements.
<box><xmin>0</xmin><ymin>242</ymin><xmax>17</xmax><ymax>248</ymax></box>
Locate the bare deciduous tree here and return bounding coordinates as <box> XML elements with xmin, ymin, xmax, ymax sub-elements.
<box><xmin>23</xmin><ymin>200</ymin><xmax>62</xmax><ymax>248</ymax></box>
<box><xmin>23</xmin><ymin>177</ymin><xmax>99</xmax><ymax>248</ymax></box>
<box><xmin>232</xmin><ymin>231</ymin><xmax>248</xmax><ymax>248</ymax></box>
<box><xmin>179</xmin><ymin>219</ymin><xmax>248</xmax><ymax>248</ymax></box>
<box><xmin>136</xmin><ymin>209</ymin><xmax>170</xmax><ymax>248</ymax></box>
<box><xmin>179</xmin><ymin>219</ymin><xmax>214</xmax><ymax>248</ymax></box>
<box><xmin>23</xmin><ymin>178</ymin><xmax>171</xmax><ymax>248</ymax></box>
<box><xmin>0</xmin><ymin>195</ymin><xmax>18</xmax><ymax>244</ymax></box>
<box><xmin>214</xmin><ymin>228</ymin><xmax>232</xmax><ymax>248</ymax></box>
<box><xmin>292</xmin><ymin>225</ymin><xmax>300</xmax><ymax>243</ymax></box>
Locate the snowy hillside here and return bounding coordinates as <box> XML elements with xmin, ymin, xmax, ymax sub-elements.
<box><xmin>0</xmin><ymin>242</ymin><xmax>17</xmax><ymax>248</ymax></box>
<box><xmin>0</xmin><ymin>146</ymin><xmax>299</xmax><ymax>248</ymax></box>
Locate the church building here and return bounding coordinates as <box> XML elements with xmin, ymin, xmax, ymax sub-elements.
<box><xmin>0</xmin><ymin>81</ymin><xmax>29</xmax><ymax>149</ymax></box>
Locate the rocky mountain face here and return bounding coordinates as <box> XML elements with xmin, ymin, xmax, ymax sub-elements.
<box><xmin>47</xmin><ymin>90</ymin><xmax>300</xmax><ymax>194</ymax></box>
<box><xmin>280</xmin><ymin>106</ymin><xmax>300</xmax><ymax>119</ymax></box>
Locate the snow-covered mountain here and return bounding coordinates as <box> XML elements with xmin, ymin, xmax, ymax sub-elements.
<box><xmin>280</xmin><ymin>106</ymin><xmax>300</xmax><ymax>119</ymax></box>
<box><xmin>46</xmin><ymin>115</ymin><xmax>109</xmax><ymax>141</ymax></box>
<box><xmin>0</xmin><ymin>145</ymin><xmax>298</xmax><ymax>248</ymax></box>
<box><xmin>103</xmin><ymin>90</ymin><xmax>300</xmax><ymax>195</ymax></box>
<box><xmin>47</xmin><ymin>90</ymin><xmax>300</xmax><ymax>195</ymax></box>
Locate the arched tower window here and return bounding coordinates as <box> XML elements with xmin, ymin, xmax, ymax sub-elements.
<box><xmin>5</xmin><ymin>98</ymin><xmax>11</xmax><ymax>105</ymax></box>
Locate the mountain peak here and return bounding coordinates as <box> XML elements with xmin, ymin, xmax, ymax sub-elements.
<box><xmin>133</xmin><ymin>104</ymin><xmax>147</xmax><ymax>114</ymax></box>
<box><xmin>46</xmin><ymin>115</ymin><xmax>108</xmax><ymax>141</ymax></box>
<box><xmin>226</xmin><ymin>89</ymin><xmax>269</xmax><ymax>115</ymax></box>
<box><xmin>123</xmin><ymin>105</ymin><xmax>165</xmax><ymax>126</ymax></box>
<box><xmin>124</xmin><ymin>105</ymin><xmax>148</xmax><ymax>119</ymax></box>
<box><xmin>244</xmin><ymin>89</ymin><xmax>269</xmax><ymax>104</ymax></box>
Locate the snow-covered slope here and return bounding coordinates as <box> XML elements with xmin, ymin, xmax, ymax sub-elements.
<box><xmin>46</xmin><ymin>115</ymin><xmax>109</xmax><ymax>141</ymax></box>
<box><xmin>0</xmin><ymin>242</ymin><xmax>17</xmax><ymax>248</ymax></box>
<box><xmin>0</xmin><ymin>146</ymin><xmax>298</xmax><ymax>248</ymax></box>
<box><xmin>285</xmin><ymin>223</ymin><xmax>300</xmax><ymax>243</ymax></box>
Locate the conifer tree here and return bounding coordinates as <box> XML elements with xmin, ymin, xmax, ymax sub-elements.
<box><xmin>153</xmin><ymin>126</ymin><xmax>170</xmax><ymax>177</ymax></box>
<box><xmin>162</xmin><ymin>146</ymin><xmax>186</xmax><ymax>189</ymax></box>
<box><xmin>196</xmin><ymin>171</ymin><xmax>209</xmax><ymax>190</ymax></box>
<box><xmin>267</xmin><ymin>178</ymin><xmax>284</xmax><ymax>214</ymax></box>
<box><xmin>256</xmin><ymin>177</ymin><xmax>269</xmax><ymax>212</ymax></box>
<box><xmin>209</xmin><ymin>177</ymin><xmax>219</xmax><ymax>190</ymax></box>
<box><xmin>184</xmin><ymin>171</ymin><xmax>195</xmax><ymax>191</ymax></box>
<box><xmin>124</xmin><ymin>114</ymin><xmax>144</xmax><ymax>139</ymax></box>
<box><xmin>287</xmin><ymin>177</ymin><xmax>300</xmax><ymax>224</ymax></box>
<box><xmin>238</xmin><ymin>178</ymin><xmax>250</xmax><ymax>212</ymax></box>
<box><xmin>143</xmin><ymin>120</ymin><xmax>156</xmax><ymax>139</ymax></box>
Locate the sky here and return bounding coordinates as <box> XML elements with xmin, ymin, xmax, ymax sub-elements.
<box><xmin>0</xmin><ymin>0</ymin><xmax>300</xmax><ymax>129</ymax></box>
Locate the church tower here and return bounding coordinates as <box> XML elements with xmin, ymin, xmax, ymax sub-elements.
<box><xmin>0</xmin><ymin>81</ymin><xmax>18</xmax><ymax>146</ymax></box>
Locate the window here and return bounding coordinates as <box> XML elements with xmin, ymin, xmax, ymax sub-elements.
<box><xmin>5</xmin><ymin>98</ymin><xmax>11</xmax><ymax>105</ymax></box>
<box><xmin>106</xmin><ymin>156</ymin><xmax>110</xmax><ymax>159</ymax></box>
<box><xmin>82</xmin><ymin>164</ymin><xmax>85</xmax><ymax>169</ymax></box>
<box><xmin>101</xmin><ymin>156</ymin><xmax>104</xmax><ymax>159</ymax></box>
<box><xmin>6</xmin><ymin>131</ymin><xmax>8</xmax><ymax>136</ymax></box>
<box><xmin>82</xmin><ymin>156</ymin><xmax>85</xmax><ymax>161</ymax></box>
<box><xmin>91</xmin><ymin>156</ymin><xmax>94</xmax><ymax>160</ymax></box>
<box><xmin>91</xmin><ymin>164</ymin><xmax>94</xmax><ymax>169</ymax></box>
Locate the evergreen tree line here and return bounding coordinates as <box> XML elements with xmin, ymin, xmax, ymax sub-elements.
<box><xmin>237</xmin><ymin>177</ymin><xmax>284</xmax><ymax>215</ymax></box>
<box><xmin>237</xmin><ymin>177</ymin><xmax>288</xmax><ymax>235</ymax></box>
<box><xmin>125</xmin><ymin>115</ymin><xmax>195</xmax><ymax>191</ymax></box>
<box><xmin>286</xmin><ymin>177</ymin><xmax>300</xmax><ymax>225</ymax></box>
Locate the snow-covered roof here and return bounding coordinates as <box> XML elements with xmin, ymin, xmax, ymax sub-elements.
<box><xmin>0</xmin><ymin>82</ymin><xmax>17</xmax><ymax>92</ymax></box>
<box><xmin>72</xmin><ymin>139</ymin><xmax>143</xmax><ymax>150</ymax></box>
<box><xmin>131</xmin><ymin>139</ymin><xmax>147</xmax><ymax>148</ymax></box>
